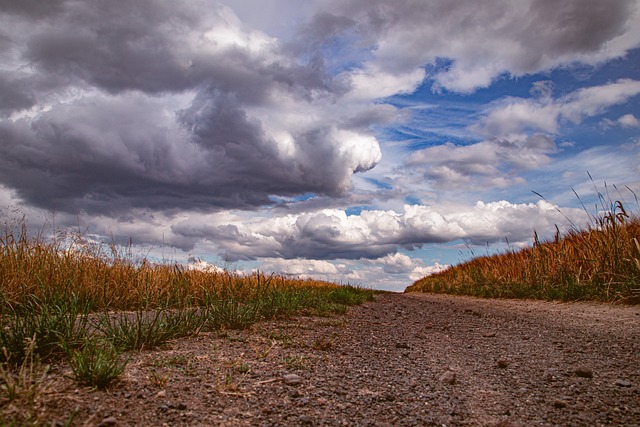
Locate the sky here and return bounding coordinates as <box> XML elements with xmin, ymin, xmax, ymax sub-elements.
<box><xmin>1</xmin><ymin>0</ymin><xmax>639</xmax><ymax>291</ymax></box>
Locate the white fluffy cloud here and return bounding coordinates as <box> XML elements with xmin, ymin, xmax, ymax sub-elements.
<box><xmin>169</xmin><ymin>199</ymin><xmax>584</xmax><ymax>261</ymax></box>
<box><xmin>474</xmin><ymin>79</ymin><xmax>640</xmax><ymax>137</ymax></box>
<box><xmin>409</xmin><ymin>263</ymin><xmax>449</xmax><ymax>281</ymax></box>
<box><xmin>618</xmin><ymin>113</ymin><xmax>640</xmax><ymax>127</ymax></box>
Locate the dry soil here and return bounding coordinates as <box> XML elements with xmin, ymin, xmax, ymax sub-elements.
<box><xmin>7</xmin><ymin>292</ymin><xmax>640</xmax><ymax>426</ymax></box>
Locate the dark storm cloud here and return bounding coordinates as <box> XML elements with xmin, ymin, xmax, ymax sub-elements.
<box><xmin>0</xmin><ymin>0</ymin><xmax>381</xmax><ymax>215</ymax></box>
<box><xmin>0</xmin><ymin>73</ymin><xmax>35</xmax><ymax>114</ymax></box>
<box><xmin>0</xmin><ymin>0</ymin><xmax>65</xmax><ymax>18</ymax></box>
<box><xmin>0</xmin><ymin>88</ymin><xmax>377</xmax><ymax>214</ymax></box>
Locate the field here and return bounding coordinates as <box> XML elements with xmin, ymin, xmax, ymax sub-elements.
<box><xmin>407</xmin><ymin>198</ymin><xmax>640</xmax><ymax>303</ymax></box>
<box><xmin>0</xmin><ymin>222</ymin><xmax>373</xmax><ymax>424</ymax></box>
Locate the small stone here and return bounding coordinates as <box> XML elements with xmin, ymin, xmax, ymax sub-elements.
<box><xmin>381</xmin><ymin>392</ymin><xmax>395</xmax><ymax>401</ymax></box>
<box><xmin>395</xmin><ymin>342</ymin><xmax>410</xmax><ymax>349</ymax></box>
<box><xmin>615</xmin><ymin>379</ymin><xmax>632</xmax><ymax>387</ymax></box>
<box><xmin>155</xmin><ymin>390</ymin><xmax>166</xmax><ymax>398</ymax></box>
<box><xmin>575</xmin><ymin>367</ymin><xmax>593</xmax><ymax>378</ymax></box>
<box><xmin>283</xmin><ymin>373</ymin><xmax>302</xmax><ymax>386</ymax></box>
<box><xmin>289</xmin><ymin>389</ymin><xmax>302</xmax><ymax>398</ymax></box>
<box><xmin>439</xmin><ymin>371</ymin><xmax>456</xmax><ymax>385</ymax></box>
<box><xmin>553</xmin><ymin>400</ymin><xmax>567</xmax><ymax>408</ymax></box>
<box><xmin>483</xmin><ymin>331</ymin><xmax>496</xmax><ymax>337</ymax></box>
<box><xmin>98</xmin><ymin>417</ymin><xmax>117</xmax><ymax>427</ymax></box>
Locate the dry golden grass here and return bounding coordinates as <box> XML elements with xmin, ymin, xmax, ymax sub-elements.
<box><xmin>407</xmin><ymin>201</ymin><xmax>640</xmax><ymax>303</ymax></box>
<box><xmin>0</xmin><ymin>223</ymin><xmax>340</xmax><ymax>312</ymax></box>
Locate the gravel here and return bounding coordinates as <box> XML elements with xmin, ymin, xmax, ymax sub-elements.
<box><xmin>25</xmin><ymin>293</ymin><xmax>640</xmax><ymax>426</ymax></box>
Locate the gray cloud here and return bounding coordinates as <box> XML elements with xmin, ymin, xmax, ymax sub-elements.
<box><xmin>406</xmin><ymin>134</ymin><xmax>558</xmax><ymax>191</ymax></box>
<box><xmin>317</xmin><ymin>0</ymin><xmax>639</xmax><ymax>91</ymax></box>
<box><xmin>0</xmin><ymin>1</ymin><xmax>382</xmax><ymax>215</ymax></box>
<box><xmin>0</xmin><ymin>87</ymin><xmax>379</xmax><ymax>214</ymax></box>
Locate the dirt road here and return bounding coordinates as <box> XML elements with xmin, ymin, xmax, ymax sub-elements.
<box><xmin>36</xmin><ymin>293</ymin><xmax>640</xmax><ymax>426</ymax></box>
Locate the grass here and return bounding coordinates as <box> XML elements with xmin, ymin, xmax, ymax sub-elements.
<box><xmin>407</xmin><ymin>192</ymin><xmax>640</xmax><ymax>303</ymax></box>
<box><xmin>0</xmin><ymin>219</ymin><xmax>374</xmax><ymax>419</ymax></box>
<box><xmin>66</xmin><ymin>337</ymin><xmax>127</xmax><ymax>389</ymax></box>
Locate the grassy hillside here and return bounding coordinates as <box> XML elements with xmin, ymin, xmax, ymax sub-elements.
<box><xmin>406</xmin><ymin>200</ymin><xmax>640</xmax><ymax>303</ymax></box>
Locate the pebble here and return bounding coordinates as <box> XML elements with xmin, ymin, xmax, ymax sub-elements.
<box><xmin>439</xmin><ymin>371</ymin><xmax>456</xmax><ymax>385</ymax></box>
<box><xmin>543</xmin><ymin>368</ymin><xmax>559</xmax><ymax>382</ymax></box>
<box><xmin>283</xmin><ymin>373</ymin><xmax>302</xmax><ymax>385</ymax></box>
<box><xmin>381</xmin><ymin>392</ymin><xmax>395</xmax><ymax>402</ymax></box>
<box><xmin>574</xmin><ymin>367</ymin><xmax>593</xmax><ymax>378</ymax></box>
<box><xmin>97</xmin><ymin>417</ymin><xmax>117</xmax><ymax>427</ymax></box>
<box><xmin>299</xmin><ymin>415</ymin><xmax>313</xmax><ymax>425</ymax></box>
<box><xmin>553</xmin><ymin>400</ymin><xmax>567</xmax><ymax>408</ymax></box>
<box><xmin>169</xmin><ymin>402</ymin><xmax>187</xmax><ymax>410</ymax></box>
<box><xmin>615</xmin><ymin>379</ymin><xmax>632</xmax><ymax>387</ymax></box>
<box><xmin>496</xmin><ymin>359</ymin><xmax>509</xmax><ymax>369</ymax></box>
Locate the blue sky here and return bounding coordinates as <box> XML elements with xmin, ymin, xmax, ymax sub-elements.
<box><xmin>1</xmin><ymin>0</ymin><xmax>639</xmax><ymax>291</ymax></box>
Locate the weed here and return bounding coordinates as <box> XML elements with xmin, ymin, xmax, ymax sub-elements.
<box><xmin>312</xmin><ymin>336</ymin><xmax>334</xmax><ymax>351</ymax></box>
<box><xmin>96</xmin><ymin>307</ymin><xmax>203</xmax><ymax>351</ymax></box>
<box><xmin>253</xmin><ymin>340</ymin><xmax>277</xmax><ymax>360</ymax></box>
<box><xmin>148</xmin><ymin>369</ymin><xmax>169</xmax><ymax>388</ymax></box>
<box><xmin>265</xmin><ymin>330</ymin><xmax>297</xmax><ymax>348</ymax></box>
<box><xmin>66</xmin><ymin>337</ymin><xmax>127</xmax><ymax>389</ymax></box>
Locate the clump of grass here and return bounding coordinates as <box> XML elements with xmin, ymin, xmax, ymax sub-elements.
<box><xmin>66</xmin><ymin>337</ymin><xmax>127</xmax><ymax>389</ymax></box>
<box><xmin>96</xmin><ymin>306</ymin><xmax>204</xmax><ymax>351</ymax></box>
<box><xmin>0</xmin><ymin>293</ymin><xmax>89</xmax><ymax>364</ymax></box>
<box><xmin>407</xmin><ymin>191</ymin><xmax>640</xmax><ymax>303</ymax></box>
<box><xmin>0</xmin><ymin>337</ymin><xmax>50</xmax><ymax>404</ymax></box>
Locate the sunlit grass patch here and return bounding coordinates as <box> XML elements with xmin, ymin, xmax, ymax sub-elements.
<box><xmin>407</xmin><ymin>194</ymin><xmax>640</xmax><ymax>303</ymax></box>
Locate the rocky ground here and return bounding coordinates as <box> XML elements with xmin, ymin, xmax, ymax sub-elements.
<box><xmin>5</xmin><ymin>292</ymin><xmax>640</xmax><ymax>426</ymax></box>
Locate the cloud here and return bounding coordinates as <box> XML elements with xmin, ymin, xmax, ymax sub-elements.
<box><xmin>374</xmin><ymin>252</ymin><xmax>416</xmax><ymax>274</ymax></box>
<box><xmin>409</xmin><ymin>262</ymin><xmax>449</xmax><ymax>281</ymax></box>
<box><xmin>474</xmin><ymin>79</ymin><xmax>640</xmax><ymax>137</ymax></box>
<box><xmin>261</xmin><ymin>258</ymin><xmax>351</xmax><ymax>277</ymax></box>
<box><xmin>618</xmin><ymin>113</ymin><xmax>640</xmax><ymax>127</ymax></box>
<box><xmin>0</xmin><ymin>1</ymin><xmax>383</xmax><ymax>215</ymax></box>
<box><xmin>316</xmin><ymin>0</ymin><xmax>640</xmax><ymax>93</ymax></box>
<box><xmin>169</xmin><ymin>199</ymin><xmax>583</xmax><ymax>261</ymax></box>
<box><xmin>407</xmin><ymin>134</ymin><xmax>557</xmax><ymax>190</ymax></box>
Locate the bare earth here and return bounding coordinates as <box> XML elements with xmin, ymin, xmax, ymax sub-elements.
<box><xmin>17</xmin><ymin>293</ymin><xmax>640</xmax><ymax>426</ymax></box>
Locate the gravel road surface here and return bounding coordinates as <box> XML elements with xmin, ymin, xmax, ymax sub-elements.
<box><xmin>34</xmin><ymin>293</ymin><xmax>640</xmax><ymax>426</ymax></box>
